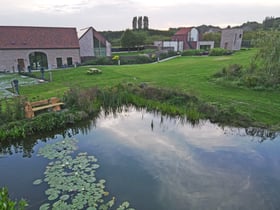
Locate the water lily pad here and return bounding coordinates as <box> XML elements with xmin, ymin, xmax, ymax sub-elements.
<box><xmin>45</xmin><ymin>188</ymin><xmax>60</xmax><ymax>196</ymax></box>
<box><xmin>48</xmin><ymin>193</ymin><xmax>59</xmax><ymax>201</ymax></box>
<box><xmin>60</xmin><ymin>194</ymin><xmax>70</xmax><ymax>201</ymax></box>
<box><xmin>39</xmin><ymin>203</ymin><xmax>50</xmax><ymax>210</ymax></box>
<box><xmin>33</xmin><ymin>179</ymin><xmax>43</xmax><ymax>185</ymax></box>
<box><xmin>37</xmin><ymin>137</ymin><xmax>134</xmax><ymax>210</ymax></box>
<box><xmin>87</xmin><ymin>207</ymin><xmax>97</xmax><ymax>210</ymax></box>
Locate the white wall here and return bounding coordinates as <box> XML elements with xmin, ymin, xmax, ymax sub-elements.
<box><xmin>79</xmin><ymin>29</ymin><xmax>94</xmax><ymax>57</ymax></box>
<box><xmin>163</xmin><ymin>41</ymin><xmax>184</xmax><ymax>52</ymax></box>
<box><xmin>190</xmin><ymin>28</ymin><xmax>199</xmax><ymax>41</ymax></box>
<box><xmin>197</xmin><ymin>41</ymin><xmax>215</xmax><ymax>50</ymax></box>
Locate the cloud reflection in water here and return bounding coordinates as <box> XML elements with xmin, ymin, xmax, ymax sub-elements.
<box><xmin>87</xmin><ymin>108</ymin><xmax>280</xmax><ymax>210</ymax></box>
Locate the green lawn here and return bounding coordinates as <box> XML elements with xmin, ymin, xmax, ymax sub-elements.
<box><xmin>20</xmin><ymin>49</ymin><xmax>280</xmax><ymax>128</ymax></box>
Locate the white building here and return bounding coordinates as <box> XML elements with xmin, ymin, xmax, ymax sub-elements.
<box><xmin>79</xmin><ymin>27</ymin><xmax>111</xmax><ymax>62</ymax></box>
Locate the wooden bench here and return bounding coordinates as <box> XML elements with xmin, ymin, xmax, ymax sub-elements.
<box><xmin>25</xmin><ymin>97</ymin><xmax>64</xmax><ymax>118</ymax></box>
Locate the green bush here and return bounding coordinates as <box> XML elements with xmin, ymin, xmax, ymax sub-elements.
<box><xmin>181</xmin><ymin>49</ymin><xmax>204</xmax><ymax>56</ymax></box>
<box><xmin>118</xmin><ymin>55</ymin><xmax>152</xmax><ymax>65</ymax></box>
<box><xmin>213</xmin><ymin>64</ymin><xmax>243</xmax><ymax>79</ymax></box>
<box><xmin>209</xmin><ymin>48</ymin><xmax>232</xmax><ymax>56</ymax></box>
<box><xmin>83</xmin><ymin>57</ymin><xmax>116</xmax><ymax>65</ymax></box>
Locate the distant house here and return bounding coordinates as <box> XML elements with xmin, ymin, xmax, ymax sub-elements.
<box><xmin>79</xmin><ymin>27</ymin><xmax>111</xmax><ymax>62</ymax></box>
<box><xmin>0</xmin><ymin>26</ymin><xmax>80</xmax><ymax>72</ymax></box>
<box><xmin>172</xmin><ymin>27</ymin><xmax>200</xmax><ymax>50</ymax></box>
<box><xmin>171</xmin><ymin>27</ymin><xmax>214</xmax><ymax>51</ymax></box>
<box><xmin>220</xmin><ymin>28</ymin><xmax>243</xmax><ymax>51</ymax></box>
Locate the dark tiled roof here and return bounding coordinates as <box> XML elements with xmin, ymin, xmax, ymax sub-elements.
<box><xmin>0</xmin><ymin>26</ymin><xmax>80</xmax><ymax>49</ymax></box>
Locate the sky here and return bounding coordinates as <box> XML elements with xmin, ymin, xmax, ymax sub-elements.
<box><xmin>0</xmin><ymin>0</ymin><xmax>279</xmax><ymax>34</ymax></box>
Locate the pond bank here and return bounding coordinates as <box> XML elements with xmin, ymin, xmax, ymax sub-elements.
<box><xmin>0</xmin><ymin>84</ymin><xmax>278</xmax><ymax>141</ymax></box>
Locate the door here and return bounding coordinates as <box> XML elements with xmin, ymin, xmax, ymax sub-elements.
<box><xmin>56</xmin><ymin>58</ymin><xmax>63</xmax><ymax>68</ymax></box>
<box><xmin>17</xmin><ymin>59</ymin><xmax>25</xmax><ymax>72</ymax></box>
<box><xmin>224</xmin><ymin>42</ymin><xmax>228</xmax><ymax>50</ymax></box>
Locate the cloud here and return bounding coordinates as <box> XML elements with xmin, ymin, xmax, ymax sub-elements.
<box><xmin>0</xmin><ymin>0</ymin><xmax>279</xmax><ymax>30</ymax></box>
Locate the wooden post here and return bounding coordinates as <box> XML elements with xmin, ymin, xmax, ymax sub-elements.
<box><xmin>25</xmin><ymin>102</ymin><xmax>34</xmax><ymax>118</ymax></box>
<box><xmin>50</xmin><ymin>97</ymin><xmax>61</xmax><ymax>111</ymax></box>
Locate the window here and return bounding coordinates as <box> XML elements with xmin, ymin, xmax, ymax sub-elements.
<box><xmin>56</xmin><ymin>58</ymin><xmax>63</xmax><ymax>68</ymax></box>
<box><xmin>67</xmin><ymin>57</ymin><xmax>73</xmax><ymax>66</ymax></box>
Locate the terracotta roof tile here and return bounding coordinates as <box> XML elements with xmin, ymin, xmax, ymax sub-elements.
<box><xmin>174</xmin><ymin>27</ymin><xmax>192</xmax><ymax>35</ymax></box>
<box><xmin>0</xmin><ymin>26</ymin><xmax>80</xmax><ymax>49</ymax></box>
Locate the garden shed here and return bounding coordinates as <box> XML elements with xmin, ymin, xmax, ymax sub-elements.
<box><xmin>220</xmin><ymin>28</ymin><xmax>243</xmax><ymax>51</ymax></box>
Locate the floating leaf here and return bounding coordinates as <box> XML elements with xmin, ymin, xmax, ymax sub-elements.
<box><xmin>39</xmin><ymin>203</ymin><xmax>50</xmax><ymax>210</ymax></box>
<box><xmin>33</xmin><ymin>179</ymin><xmax>42</xmax><ymax>185</ymax></box>
<box><xmin>37</xmin><ymin>137</ymin><xmax>135</xmax><ymax>210</ymax></box>
<box><xmin>48</xmin><ymin>193</ymin><xmax>59</xmax><ymax>201</ymax></box>
<box><xmin>87</xmin><ymin>207</ymin><xmax>97</xmax><ymax>210</ymax></box>
<box><xmin>60</xmin><ymin>194</ymin><xmax>70</xmax><ymax>201</ymax></box>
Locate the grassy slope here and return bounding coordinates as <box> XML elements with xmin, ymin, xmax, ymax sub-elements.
<box><xmin>21</xmin><ymin>49</ymin><xmax>280</xmax><ymax>128</ymax></box>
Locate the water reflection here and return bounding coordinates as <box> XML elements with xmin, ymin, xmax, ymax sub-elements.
<box><xmin>0</xmin><ymin>120</ymin><xmax>94</xmax><ymax>157</ymax></box>
<box><xmin>84</xmin><ymin>108</ymin><xmax>280</xmax><ymax>210</ymax></box>
<box><xmin>1</xmin><ymin>107</ymin><xmax>280</xmax><ymax>210</ymax></box>
<box><xmin>0</xmin><ymin>107</ymin><xmax>278</xmax><ymax>159</ymax></box>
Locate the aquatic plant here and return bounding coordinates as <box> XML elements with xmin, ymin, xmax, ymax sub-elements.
<box><xmin>0</xmin><ymin>187</ymin><xmax>27</xmax><ymax>210</ymax></box>
<box><xmin>35</xmin><ymin>138</ymin><xmax>135</xmax><ymax>210</ymax></box>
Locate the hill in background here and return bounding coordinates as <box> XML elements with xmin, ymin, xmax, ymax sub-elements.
<box><xmin>100</xmin><ymin>16</ymin><xmax>280</xmax><ymax>47</ymax></box>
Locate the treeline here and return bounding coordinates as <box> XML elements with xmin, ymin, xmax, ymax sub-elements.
<box><xmin>100</xmin><ymin>16</ymin><xmax>280</xmax><ymax>48</ymax></box>
<box><xmin>101</xmin><ymin>28</ymin><xmax>177</xmax><ymax>47</ymax></box>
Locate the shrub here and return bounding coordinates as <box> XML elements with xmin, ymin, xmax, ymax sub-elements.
<box><xmin>83</xmin><ymin>57</ymin><xmax>115</xmax><ymax>65</ymax></box>
<box><xmin>63</xmin><ymin>86</ymin><xmax>98</xmax><ymax>114</ymax></box>
<box><xmin>213</xmin><ymin>64</ymin><xmax>243</xmax><ymax>79</ymax></box>
<box><xmin>181</xmin><ymin>49</ymin><xmax>205</xmax><ymax>56</ymax></box>
<box><xmin>119</xmin><ymin>55</ymin><xmax>153</xmax><ymax>65</ymax></box>
<box><xmin>209</xmin><ymin>48</ymin><xmax>232</xmax><ymax>56</ymax></box>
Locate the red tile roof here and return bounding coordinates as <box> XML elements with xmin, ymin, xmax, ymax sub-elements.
<box><xmin>0</xmin><ymin>26</ymin><xmax>80</xmax><ymax>49</ymax></box>
<box><xmin>174</xmin><ymin>27</ymin><xmax>192</xmax><ymax>35</ymax></box>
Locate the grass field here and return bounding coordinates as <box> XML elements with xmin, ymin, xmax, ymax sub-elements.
<box><xmin>19</xmin><ymin>49</ymin><xmax>280</xmax><ymax>129</ymax></box>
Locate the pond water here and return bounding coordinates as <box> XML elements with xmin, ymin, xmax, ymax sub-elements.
<box><xmin>1</xmin><ymin>107</ymin><xmax>280</xmax><ymax>210</ymax></box>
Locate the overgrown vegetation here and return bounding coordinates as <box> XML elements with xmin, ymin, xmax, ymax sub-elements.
<box><xmin>82</xmin><ymin>50</ymin><xmax>178</xmax><ymax>65</ymax></box>
<box><xmin>212</xmin><ymin>31</ymin><xmax>280</xmax><ymax>89</ymax></box>
<box><xmin>181</xmin><ymin>49</ymin><xmax>206</xmax><ymax>56</ymax></box>
<box><xmin>0</xmin><ymin>187</ymin><xmax>27</xmax><ymax>210</ymax></box>
<box><xmin>209</xmin><ymin>48</ymin><xmax>233</xmax><ymax>56</ymax></box>
<box><xmin>0</xmin><ymin>82</ymin><xmax>256</xmax><ymax>140</ymax></box>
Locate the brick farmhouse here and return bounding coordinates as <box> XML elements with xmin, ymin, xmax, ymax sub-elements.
<box><xmin>0</xmin><ymin>26</ymin><xmax>80</xmax><ymax>72</ymax></box>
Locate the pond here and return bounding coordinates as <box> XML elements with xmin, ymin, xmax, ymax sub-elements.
<box><xmin>0</xmin><ymin>107</ymin><xmax>280</xmax><ymax>210</ymax></box>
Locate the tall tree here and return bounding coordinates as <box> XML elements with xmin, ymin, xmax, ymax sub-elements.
<box><xmin>138</xmin><ymin>16</ymin><xmax>143</xmax><ymax>30</ymax></box>
<box><xmin>263</xmin><ymin>16</ymin><xmax>274</xmax><ymax>30</ymax></box>
<box><xmin>120</xmin><ymin>29</ymin><xmax>136</xmax><ymax>50</ymax></box>
<box><xmin>132</xmin><ymin>16</ymin><xmax>137</xmax><ymax>30</ymax></box>
<box><xmin>134</xmin><ymin>31</ymin><xmax>147</xmax><ymax>49</ymax></box>
<box><xmin>143</xmin><ymin>16</ymin><xmax>149</xmax><ymax>30</ymax></box>
<box><xmin>202</xmin><ymin>32</ymin><xmax>221</xmax><ymax>48</ymax></box>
